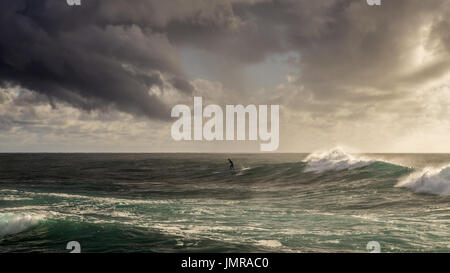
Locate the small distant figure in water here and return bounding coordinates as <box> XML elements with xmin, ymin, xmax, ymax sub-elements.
<box><xmin>228</xmin><ymin>158</ymin><xmax>235</xmax><ymax>170</ymax></box>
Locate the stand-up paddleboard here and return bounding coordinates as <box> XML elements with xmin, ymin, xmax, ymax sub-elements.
<box><xmin>214</xmin><ymin>169</ymin><xmax>238</xmax><ymax>174</ymax></box>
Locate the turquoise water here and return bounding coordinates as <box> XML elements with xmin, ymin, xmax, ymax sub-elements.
<box><xmin>0</xmin><ymin>150</ymin><xmax>449</xmax><ymax>252</ymax></box>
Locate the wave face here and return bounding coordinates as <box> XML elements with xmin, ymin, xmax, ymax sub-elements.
<box><xmin>0</xmin><ymin>213</ymin><xmax>45</xmax><ymax>237</ymax></box>
<box><xmin>304</xmin><ymin>147</ymin><xmax>374</xmax><ymax>173</ymax></box>
<box><xmin>396</xmin><ymin>165</ymin><xmax>450</xmax><ymax>196</ymax></box>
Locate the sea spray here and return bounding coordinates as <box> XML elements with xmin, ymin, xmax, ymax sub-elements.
<box><xmin>396</xmin><ymin>165</ymin><xmax>450</xmax><ymax>196</ymax></box>
<box><xmin>304</xmin><ymin>147</ymin><xmax>374</xmax><ymax>173</ymax></box>
<box><xmin>0</xmin><ymin>213</ymin><xmax>45</xmax><ymax>237</ymax></box>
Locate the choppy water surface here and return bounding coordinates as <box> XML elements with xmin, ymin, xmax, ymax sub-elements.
<box><xmin>1</xmin><ymin>149</ymin><xmax>449</xmax><ymax>252</ymax></box>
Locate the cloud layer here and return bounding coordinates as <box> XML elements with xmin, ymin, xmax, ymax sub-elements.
<box><xmin>1</xmin><ymin>0</ymin><xmax>450</xmax><ymax>152</ymax></box>
<box><xmin>0</xmin><ymin>0</ymin><xmax>197</xmax><ymax>120</ymax></box>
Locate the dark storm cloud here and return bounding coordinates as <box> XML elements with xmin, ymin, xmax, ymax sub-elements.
<box><xmin>1</xmin><ymin>0</ymin><xmax>450</xmax><ymax>121</ymax></box>
<box><xmin>0</xmin><ymin>0</ymin><xmax>198</xmax><ymax>120</ymax></box>
<box><xmin>165</xmin><ymin>0</ymin><xmax>450</xmax><ymax>104</ymax></box>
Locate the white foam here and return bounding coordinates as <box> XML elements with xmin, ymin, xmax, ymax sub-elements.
<box><xmin>396</xmin><ymin>165</ymin><xmax>450</xmax><ymax>196</ymax></box>
<box><xmin>0</xmin><ymin>196</ymin><xmax>32</xmax><ymax>201</ymax></box>
<box><xmin>0</xmin><ymin>213</ymin><xmax>46</xmax><ymax>237</ymax></box>
<box><xmin>304</xmin><ymin>147</ymin><xmax>374</xmax><ymax>173</ymax></box>
<box><xmin>28</xmin><ymin>191</ymin><xmax>174</xmax><ymax>206</ymax></box>
<box><xmin>0</xmin><ymin>189</ymin><xmax>18</xmax><ymax>193</ymax></box>
<box><xmin>256</xmin><ymin>240</ymin><xmax>282</xmax><ymax>248</ymax></box>
<box><xmin>2</xmin><ymin>206</ymin><xmax>50</xmax><ymax>212</ymax></box>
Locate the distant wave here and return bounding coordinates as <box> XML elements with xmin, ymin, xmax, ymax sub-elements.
<box><xmin>396</xmin><ymin>165</ymin><xmax>450</xmax><ymax>196</ymax></box>
<box><xmin>304</xmin><ymin>147</ymin><xmax>374</xmax><ymax>173</ymax></box>
<box><xmin>0</xmin><ymin>213</ymin><xmax>45</xmax><ymax>237</ymax></box>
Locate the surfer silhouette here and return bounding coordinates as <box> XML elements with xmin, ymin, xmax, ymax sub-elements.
<box><xmin>228</xmin><ymin>159</ymin><xmax>235</xmax><ymax>170</ymax></box>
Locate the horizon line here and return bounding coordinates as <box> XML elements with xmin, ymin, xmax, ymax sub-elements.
<box><xmin>1</xmin><ymin>151</ymin><xmax>450</xmax><ymax>154</ymax></box>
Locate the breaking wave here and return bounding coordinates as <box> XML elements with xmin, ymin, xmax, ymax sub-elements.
<box><xmin>0</xmin><ymin>213</ymin><xmax>46</xmax><ymax>237</ymax></box>
<box><xmin>396</xmin><ymin>165</ymin><xmax>450</xmax><ymax>196</ymax></box>
<box><xmin>304</xmin><ymin>147</ymin><xmax>374</xmax><ymax>173</ymax></box>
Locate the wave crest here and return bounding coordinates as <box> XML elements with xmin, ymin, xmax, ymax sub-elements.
<box><xmin>396</xmin><ymin>166</ymin><xmax>450</xmax><ymax>196</ymax></box>
<box><xmin>304</xmin><ymin>147</ymin><xmax>374</xmax><ymax>173</ymax></box>
<box><xmin>0</xmin><ymin>213</ymin><xmax>45</xmax><ymax>237</ymax></box>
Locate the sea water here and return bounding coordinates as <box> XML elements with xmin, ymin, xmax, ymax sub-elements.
<box><xmin>0</xmin><ymin>149</ymin><xmax>449</xmax><ymax>252</ymax></box>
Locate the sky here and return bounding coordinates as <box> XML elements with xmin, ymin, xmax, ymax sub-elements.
<box><xmin>1</xmin><ymin>0</ymin><xmax>450</xmax><ymax>153</ymax></box>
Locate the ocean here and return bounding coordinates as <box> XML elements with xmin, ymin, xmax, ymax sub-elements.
<box><xmin>0</xmin><ymin>148</ymin><xmax>449</xmax><ymax>253</ymax></box>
